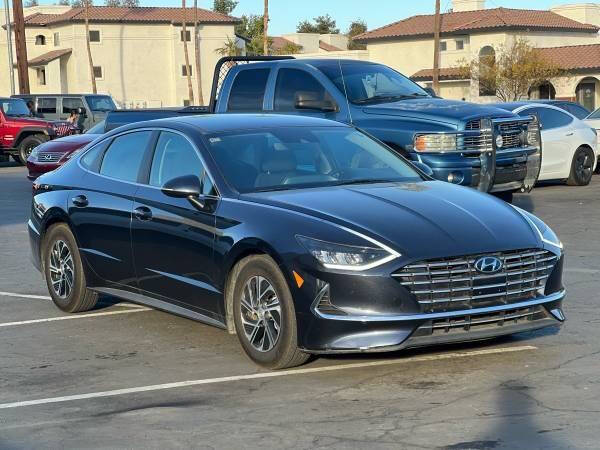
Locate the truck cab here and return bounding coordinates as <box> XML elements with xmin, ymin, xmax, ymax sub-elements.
<box><xmin>212</xmin><ymin>58</ymin><xmax>542</xmax><ymax>195</ymax></box>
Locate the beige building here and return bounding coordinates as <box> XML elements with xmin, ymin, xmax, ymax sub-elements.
<box><xmin>0</xmin><ymin>5</ymin><xmax>241</xmax><ymax>107</ymax></box>
<box><xmin>355</xmin><ymin>1</ymin><xmax>600</xmax><ymax>111</ymax></box>
<box><xmin>270</xmin><ymin>33</ymin><xmax>349</xmax><ymax>54</ymax></box>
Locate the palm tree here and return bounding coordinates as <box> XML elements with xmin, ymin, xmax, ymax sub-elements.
<box><xmin>193</xmin><ymin>0</ymin><xmax>203</xmax><ymax>105</ymax></box>
<box><xmin>215</xmin><ymin>37</ymin><xmax>241</xmax><ymax>57</ymax></box>
<box><xmin>263</xmin><ymin>0</ymin><xmax>268</xmax><ymax>55</ymax></box>
<box><xmin>182</xmin><ymin>0</ymin><xmax>195</xmax><ymax>105</ymax></box>
<box><xmin>84</xmin><ymin>0</ymin><xmax>97</xmax><ymax>94</ymax></box>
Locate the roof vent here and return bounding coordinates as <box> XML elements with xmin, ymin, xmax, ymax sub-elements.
<box><xmin>453</xmin><ymin>0</ymin><xmax>485</xmax><ymax>12</ymax></box>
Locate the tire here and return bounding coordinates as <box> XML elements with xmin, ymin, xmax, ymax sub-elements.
<box><xmin>17</xmin><ymin>134</ymin><xmax>48</xmax><ymax>165</ymax></box>
<box><xmin>492</xmin><ymin>190</ymin><xmax>514</xmax><ymax>203</ymax></box>
<box><xmin>567</xmin><ymin>147</ymin><xmax>594</xmax><ymax>186</ymax></box>
<box><xmin>42</xmin><ymin>223</ymin><xmax>98</xmax><ymax>313</ymax></box>
<box><xmin>232</xmin><ymin>255</ymin><xmax>309</xmax><ymax>369</ymax></box>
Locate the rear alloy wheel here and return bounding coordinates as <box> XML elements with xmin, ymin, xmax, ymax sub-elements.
<box><xmin>232</xmin><ymin>255</ymin><xmax>309</xmax><ymax>369</ymax></box>
<box><xmin>567</xmin><ymin>147</ymin><xmax>594</xmax><ymax>186</ymax></box>
<box><xmin>43</xmin><ymin>223</ymin><xmax>98</xmax><ymax>313</ymax></box>
<box><xmin>18</xmin><ymin>134</ymin><xmax>48</xmax><ymax>165</ymax></box>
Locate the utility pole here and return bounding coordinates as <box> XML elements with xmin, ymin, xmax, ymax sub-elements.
<box><xmin>432</xmin><ymin>0</ymin><xmax>441</xmax><ymax>95</ymax></box>
<box><xmin>12</xmin><ymin>0</ymin><xmax>29</xmax><ymax>93</ymax></box>
<box><xmin>4</xmin><ymin>0</ymin><xmax>15</xmax><ymax>94</ymax></box>
<box><xmin>263</xmin><ymin>0</ymin><xmax>268</xmax><ymax>55</ymax></box>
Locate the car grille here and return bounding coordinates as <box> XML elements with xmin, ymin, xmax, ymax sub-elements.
<box><xmin>36</xmin><ymin>151</ymin><xmax>66</xmax><ymax>163</ymax></box>
<box><xmin>498</xmin><ymin>121</ymin><xmax>526</xmax><ymax>150</ymax></box>
<box><xmin>393</xmin><ymin>249</ymin><xmax>559</xmax><ymax>313</ymax></box>
<box><xmin>465</xmin><ymin>120</ymin><xmax>481</xmax><ymax>130</ymax></box>
<box><xmin>411</xmin><ymin>305</ymin><xmax>548</xmax><ymax>337</ymax></box>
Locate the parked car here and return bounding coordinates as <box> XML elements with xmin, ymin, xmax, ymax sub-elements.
<box><xmin>201</xmin><ymin>56</ymin><xmax>544</xmax><ymax>202</ymax></box>
<box><xmin>0</xmin><ymin>97</ymin><xmax>73</xmax><ymax>164</ymax></box>
<box><xmin>494</xmin><ymin>102</ymin><xmax>597</xmax><ymax>185</ymax></box>
<box><xmin>583</xmin><ymin>107</ymin><xmax>600</xmax><ymax>173</ymax></box>
<box><xmin>527</xmin><ymin>100</ymin><xmax>591</xmax><ymax>120</ymax></box>
<box><xmin>12</xmin><ymin>93</ymin><xmax>117</xmax><ymax>131</ymax></box>
<box><xmin>29</xmin><ymin>114</ymin><xmax>566</xmax><ymax>369</ymax></box>
<box><xmin>25</xmin><ymin>106</ymin><xmax>207</xmax><ymax>180</ymax></box>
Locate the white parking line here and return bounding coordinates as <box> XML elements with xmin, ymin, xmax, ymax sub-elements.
<box><xmin>0</xmin><ymin>291</ymin><xmax>149</xmax><ymax>309</ymax></box>
<box><xmin>0</xmin><ymin>345</ymin><xmax>536</xmax><ymax>410</ymax></box>
<box><xmin>0</xmin><ymin>308</ymin><xmax>150</xmax><ymax>328</ymax></box>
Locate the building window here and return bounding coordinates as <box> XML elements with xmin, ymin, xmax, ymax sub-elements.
<box><xmin>455</xmin><ymin>40</ymin><xmax>464</xmax><ymax>50</ymax></box>
<box><xmin>183</xmin><ymin>99</ymin><xmax>191</xmax><ymax>106</ymax></box>
<box><xmin>93</xmin><ymin>66</ymin><xmax>103</xmax><ymax>79</ymax></box>
<box><xmin>181</xmin><ymin>65</ymin><xmax>192</xmax><ymax>77</ymax></box>
<box><xmin>89</xmin><ymin>30</ymin><xmax>100</xmax><ymax>43</ymax></box>
<box><xmin>37</xmin><ymin>68</ymin><xmax>46</xmax><ymax>85</ymax></box>
<box><xmin>53</xmin><ymin>32</ymin><xmax>59</xmax><ymax>46</ymax></box>
<box><xmin>35</xmin><ymin>35</ymin><xmax>46</xmax><ymax>45</ymax></box>
<box><xmin>180</xmin><ymin>30</ymin><xmax>191</xmax><ymax>42</ymax></box>
<box><xmin>440</xmin><ymin>41</ymin><xmax>447</xmax><ymax>52</ymax></box>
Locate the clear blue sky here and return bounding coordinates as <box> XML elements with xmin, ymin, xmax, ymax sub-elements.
<box><xmin>38</xmin><ymin>0</ymin><xmax>569</xmax><ymax>35</ymax></box>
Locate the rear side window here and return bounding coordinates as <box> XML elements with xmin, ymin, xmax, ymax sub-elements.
<box><xmin>100</xmin><ymin>131</ymin><xmax>152</xmax><ymax>182</ymax></box>
<box><xmin>227</xmin><ymin>69</ymin><xmax>270</xmax><ymax>112</ymax></box>
<box><xmin>274</xmin><ymin>68</ymin><xmax>328</xmax><ymax>111</ymax></box>
<box><xmin>62</xmin><ymin>97</ymin><xmax>84</xmax><ymax>114</ymax></box>
<box><xmin>564</xmin><ymin>103</ymin><xmax>590</xmax><ymax>120</ymax></box>
<box><xmin>521</xmin><ymin>107</ymin><xmax>573</xmax><ymax>130</ymax></box>
<box><xmin>80</xmin><ymin>140</ymin><xmax>110</xmax><ymax>172</ymax></box>
<box><xmin>38</xmin><ymin>97</ymin><xmax>57</xmax><ymax>114</ymax></box>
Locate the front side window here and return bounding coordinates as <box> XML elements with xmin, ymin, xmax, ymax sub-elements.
<box><xmin>521</xmin><ymin>107</ymin><xmax>573</xmax><ymax>130</ymax></box>
<box><xmin>0</xmin><ymin>98</ymin><xmax>31</xmax><ymax>117</ymax></box>
<box><xmin>274</xmin><ymin>68</ymin><xmax>332</xmax><ymax>112</ymax></box>
<box><xmin>100</xmin><ymin>131</ymin><xmax>152</xmax><ymax>182</ymax></box>
<box><xmin>319</xmin><ymin>62</ymin><xmax>428</xmax><ymax>104</ymax></box>
<box><xmin>63</xmin><ymin>97</ymin><xmax>85</xmax><ymax>114</ymax></box>
<box><xmin>207</xmin><ymin>127</ymin><xmax>423</xmax><ymax>193</ymax></box>
<box><xmin>149</xmin><ymin>132</ymin><xmax>203</xmax><ymax>187</ymax></box>
<box><xmin>227</xmin><ymin>68</ymin><xmax>270</xmax><ymax>112</ymax></box>
<box><xmin>38</xmin><ymin>97</ymin><xmax>57</xmax><ymax>114</ymax></box>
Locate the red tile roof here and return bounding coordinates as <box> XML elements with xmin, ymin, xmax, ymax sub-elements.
<box><xmin>270</xmin><ymin>36</ymin><xmax>302</xmax><ymax>52</ymax></box>
<box><xmin>537</xmin><ymin>44</ymin><xmax>600</xmax><ymax>71</ymax></box>
<box><xmin>411</xmin><ymin>67</ymin><xmax>468</xmax><ymax>81</ymax></box>
<box><xmin>319</xmin><ymin>40</ymin><xmax>342</xmax><ymax>51</ymax></box>
<box><xmin>355</xmin><ymin>7</ymin><xmax>598</xmax><ymax>42</ymax></box>
<box><xmin>23</xmin><ymin>6</ymin><xmax>239</xmax><ymax>26</ymax></box>
<box><xmin>28</xmin><ymin>48</ymin><xmax>72</xmax><ymax>66</ymax></box>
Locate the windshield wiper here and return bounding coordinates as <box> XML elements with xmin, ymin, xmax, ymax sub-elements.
<box><xmin>332</xmin><ymin>178</ymin><xmax>400</xmax><ymax>186</ymax></box>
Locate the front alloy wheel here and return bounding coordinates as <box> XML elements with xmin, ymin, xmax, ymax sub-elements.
<box><xmin>240</xmin><ymin>276</ymin><xmax>282</xmax><ymax>352</ymax></box>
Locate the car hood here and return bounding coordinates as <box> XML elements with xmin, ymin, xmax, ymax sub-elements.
<box><xmin>37</xmin><ymin>134</ymin><xmax>97</xmax><ymax>152</ymax></box>
<box><xmin>242</xmin><ymin>181</ymin><xmax>540</xmax><ymax>261</ymax></box>
<box><xmin>362</xmin><ymin>98</ymin><xmax>517</xmax><ymax>126</ymax></box>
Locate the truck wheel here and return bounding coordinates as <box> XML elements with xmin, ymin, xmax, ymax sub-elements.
<box><xmin>42</xmin><ymin>223</ymin><xmax>98</xmax><ymax>313</ymax></box>
<box><xmin>567</xmin><ymin>147</ymin><xmax>594</xmax><ymax>186</ymax></box>
<box><xmin>17</xmin><ymin>134</ymin><xmax>48</xmax><ymax>165</ymax></box>
<box><xmin>232</xmin><ymin>255</ymin><xmax>309</xmax><ymax>369</ymax></box>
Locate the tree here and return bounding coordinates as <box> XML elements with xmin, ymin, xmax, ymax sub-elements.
<box><xmin>274</xmin><ymin>41</ymin><xmax>302</xmax><ymax>55</ymax></box>
<box><xmin>235</xmin><ymin>14</ymin><xmax>266</xmax><ymax>55</ymax></box>
<box><xmin>215</xmin><ymin>36</ymin><xmax>241</xmax><ymax>56</ymax></box>
<box><xmin>346</xmin><ymin>19</ymin><xmax>366</xmax><ymax>50</ymax></box>
<box><xmin>458</xmin><ymin>38</ymin><xmax>565</xmax><ymax>102</ymax></box>
<box><xmin>58</xmin><ymin>0</ymin><xmax>70</xmax><ymax>5</ymax></box>
<box><xmin>25</xmin><ymin>0</ymin><xmax>39</xmax><ymax>7</ymax></box>
<box><xmin>296</xmin><ymin>14</ymin><xmax>339</xmax><ymax>34</ymax></box>
<box><xmin>82</xmin><ymin>0</ymin><xmax>97</xmax><ymax>94</ymax></box>
<box><xmin>263</xmin><ymin>0</ymin><xmax>268</xmax><ymax>55</ymax></box>
<box><xmin>212</xmin><ymin>0</ymin><xmax>238</xmax><ymax>15</ymax></box>
<box><xmin>181</xmin><ymin>0</ymin><xmax>195</xmax><ymax>104</ymax></box>
<box><xmin>193</xmin><ymin>0</ymin><xmax>203</xmax><ymax>105</ymax></box>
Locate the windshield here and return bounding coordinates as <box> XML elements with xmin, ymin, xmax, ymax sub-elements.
<box><xmin>587</xmin><ymin>108</ymin><xmax>600</xmax><ymax>119</ymax></box>
<box><xmin>0</xmin><ymin>98</ymin><xmax>32</xmax><ymax>118</ymax></box>
<box><xmin>86</xmin><ymin>120</ymin><xmax>105</xmax><ymax>134</ymax></box>
<box><xmin>206</xmin><ymin>127</ymin><xmax>423</xmax><ymax>193</ymax></box>
<box><xmin>85</xmin><ymin>95</ymin><xmax>116</xmax><ymax>112</ymax></box>
<box><xmin>320</xmin><ymin>63</ymin><xmax>429</xmax><ymax>104</ymax></box>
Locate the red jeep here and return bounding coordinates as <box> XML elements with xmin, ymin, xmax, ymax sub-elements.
<box><xmin>0</xmin><ymin>97</ymin><xmax>73</xmax><ymax>164</ymax></box>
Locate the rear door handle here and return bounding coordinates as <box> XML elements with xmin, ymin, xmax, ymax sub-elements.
<box><xmin>566</xmin><ymin>132</ymin><xmax>574</xmax><ymax>136</ymax></box>
<box><xmin>71</xmin><ymin>195</ymin><xmax>88</xmax><ymax>207</ymax></box>
<box><xmin>133</xmin><ymin>206</ymin><xmax>152</xmax><ymax>221</ymax></box>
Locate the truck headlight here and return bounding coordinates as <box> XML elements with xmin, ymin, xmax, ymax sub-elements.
<box><xmin>511</xmin><ymin>205</ymin><xmax>562</xmax><ymax>250</ymax></box>
<box><xmin>526</xmin><ymin>116</ymin><xmax>541</xmax><ymax>148</ymax></box>
<box><xmin>297</xmin><ymin>235</ymin><xmax>399</xmax><ymax>271</ymax></box>
<box><xmin>414</xmin><ymin>134</ymin><xmax>457</xmax><ymax>152</ymax></box>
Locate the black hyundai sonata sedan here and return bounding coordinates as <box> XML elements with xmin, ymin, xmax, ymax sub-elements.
<box><xmin>28</xmin><ymin>114</ymin><xmax>566</xmax><ymax>368</ymax></box>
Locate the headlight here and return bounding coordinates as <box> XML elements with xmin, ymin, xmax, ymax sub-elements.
<box><xmin>511</xmin><ymin>205</ymin><xmax>562</xmax><ymax>250</ymax></box>
<box><xmin>297</xmin><ymin>235</ymin><xmax>399</xmax><ymax>271</ymax></box>
<box><xmin>29</xmin><ymin>147</ymin><xmax>40</xmax><ymax>159</ymax></box>
<box><xmin>414</xmin><ymin>133</ymin><xmax>457</xmax><ymax>152</ymax></box>
<box><xmin>526</xmin><ymin>116</ymin><xmax>541</xmax><ymax>148</ymax></box>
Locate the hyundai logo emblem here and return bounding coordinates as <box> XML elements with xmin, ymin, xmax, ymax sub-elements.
<box><xmin>474</xmin><ymin>256</ymin><xmax>503</xmax><ymax>274</ymax></box>
<box><xmin>44</xmin><ymin>154</ymin><xmax>52</xmax><ymax>160</ymax></box>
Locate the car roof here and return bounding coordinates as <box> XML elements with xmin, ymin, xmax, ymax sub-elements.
<box><xmin>121</xmin><ymin>114</ymin><xmax>350</xmax><ymax>134</ymax></box>
<box><xmin>12</xmin><ymin>93</ymin><xmax>107</xmax><ymax>97</ymax></box>
<box><xmin>232</xmin><ymin>58</ymin><xmax>381</xmax><ymax>71</ymax></box>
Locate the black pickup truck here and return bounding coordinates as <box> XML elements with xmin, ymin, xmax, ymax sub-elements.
<box><xmin>202</xmin><ymin>56</ymin><xmax>542</xmax><ymax>200</ymax></box>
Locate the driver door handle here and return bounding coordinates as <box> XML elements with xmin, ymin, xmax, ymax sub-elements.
<box><xmin>71</xmin><ymin>195</ymin><xmax>88</xmax><ymax>207</ymax></box>
<box><xmin>133</xmin><ymin>206</ymin><xmax>152</xmax><ymax>221</ymax></box>
<box><xmin>565</xmin><ymin>132</ymin><xmax>574</xmax><ymax>136</ymax></box>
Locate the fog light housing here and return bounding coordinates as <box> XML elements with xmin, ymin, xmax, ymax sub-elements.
<box><xmin>447</xmin><ymin>172</ymin><xmax>464</xmax><ymax>184</ymax></box>
<box><xmin>495</xmin><ymin>134</ymin><xmax>504</xmax><ymax>149</ymax></box>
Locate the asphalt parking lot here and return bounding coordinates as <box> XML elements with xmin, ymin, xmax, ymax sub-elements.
<box><xmin>0</xmin><ymin>161</ymin><xmax>598</xmax><ymax>449</ymax></box>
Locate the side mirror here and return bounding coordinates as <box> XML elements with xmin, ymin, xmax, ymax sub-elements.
<box><xmin>162</xmin><ymin>175</ymin><xmax>206</xmax><ymax>209</ymax></box>
<box><xmin>77</xmin><ymin>107</ymin><xmax>88</xmax><ymax>117</ymax></box>
<box><xmin>295</xmin><ymin>91</ymin><xmax>337</xmax><ymax>112</ymax></box>
<box><xmin>423</xmin><ymin>87</ymin><xmax>440</xmax><ymax>98</ymax></box>
<box><xmin>412</xmin><ymin>161</ymin><xmax>434</xmax><ymax>177</ymax></box>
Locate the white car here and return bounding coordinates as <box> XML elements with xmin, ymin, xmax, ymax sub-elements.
<box><xmin>495</xmin><ymin>102</ymin><xmax>597</xmax><ymax>186</ymax></box>
<box><xmin>583</xmin><ymin>108</ymin><xmax>600</xmax><ymax>174</ymax></box>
